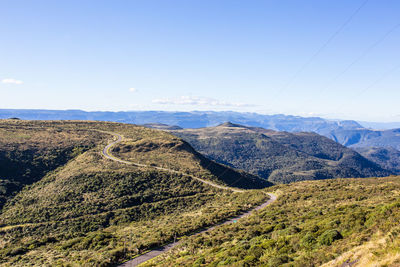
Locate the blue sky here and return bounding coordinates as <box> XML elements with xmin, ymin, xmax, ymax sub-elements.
<box><xmin>1</xmin><ymin>0</ymin><xmax>399</xmax><ymax>121</ymax></box>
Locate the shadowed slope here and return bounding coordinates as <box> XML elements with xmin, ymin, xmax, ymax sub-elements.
<box><xmin>170</xmin><ymin>123</ymin><xmax>391</xmax><ymax>183</ymax></box>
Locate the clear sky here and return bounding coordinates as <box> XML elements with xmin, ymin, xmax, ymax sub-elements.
<box><xmin>1</xmin><ymin>0</ymin><xmax>399</xmax><ymax>122</ymax></box>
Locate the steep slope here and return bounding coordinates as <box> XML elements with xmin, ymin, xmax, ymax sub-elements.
<box><xmin>170</xmin><ymin>123</ymin><xmax>391</xmax><ymax>183</ymax></box>
<box><xmin>0</xmin><ymin>120</ymin><xmax>106</xmax><ymax>209</ymax></box>
<box><xmin>327</xmin><ymin>127</ymin><xmax>400</xmax><ymax>149</ymax></box>
<box><xmin>145</xmin><ymin>176</ymin><xmax>400</xmax><ymax>267</ymax></box>
<box><xmin>354</xmin><ymin>146</ymin><xmax>400</xmax><ymax>174</ymax></box>
<box><xmin>349</xmin><ymin>128</ymin><xmax>400</xmax><ymax>150</ymax></box>
<box><xmin>0</xmin><ymin>120</ymin><xmax>269</xmax><ymax>266</ymax></box>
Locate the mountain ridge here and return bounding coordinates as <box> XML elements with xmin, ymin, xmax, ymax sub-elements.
<box><xmin>168</xmin><ymin>122</ymin><xmax>392</xmax><ymax>183</ymax></box>
<box><xmin>2</xmin><ymin>109</ymin><xmax>400</xmax><ymax>169</ymax></box>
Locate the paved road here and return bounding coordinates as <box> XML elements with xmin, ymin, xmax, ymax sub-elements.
<box><xmin>100</xmin><ymin>131</ymin><xmax>278</xmax><ymax>266</ymax></box>
<box><xmin>119</xmin><ymin>193</ymin><xmax>277</xmax><ymax>267</ymax></box>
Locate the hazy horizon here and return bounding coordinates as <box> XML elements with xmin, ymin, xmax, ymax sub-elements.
<box><xmin>2</xmin><ymin>108</ymin><xmax>400</xmax><ymax>127</ymax></box>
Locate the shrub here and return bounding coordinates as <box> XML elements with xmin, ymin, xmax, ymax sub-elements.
<box><xmin>318</xmin><ymin>229</ymin><xmax>342</xmax><ymax>246</ymax></box>
<box><xmin>268</xmin><ymin>255</ymin><xmax>289</xmax><ymax>266</ymax></box>
<box><xmin>301</xmin><ymin>232</ymin><xmax>316</xmax><ymax>249</ymax></box>
<box><xmin>274</xmin><ymin>223</ymin><xmax>286</xmax><ymax>231</ymax></box>
<box><xmin>193</xmin><ymin>256</ymin><xmax>206</xmax><ymax>266</ymax></box>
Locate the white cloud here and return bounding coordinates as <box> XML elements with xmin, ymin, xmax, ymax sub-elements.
<box><xmin>2</xmin><ymin>78</ymin><xmax>23</xmax><ymax>85</ymax></box>
<box><xmin>152</xmin><ymin>96</ymin><xmax>255</xmax><ymax>107</ymax></box>
<box><xmin>129</xmin><ymin>87</ymin><xmax>137</xmax><ymax>93</ymax></box>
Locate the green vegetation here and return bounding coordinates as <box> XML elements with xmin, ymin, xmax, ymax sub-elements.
<box><xmin>144</xmin><ymin>176</ymin><xmax>400</xmax><ymax>266</ymax></box>
<box><xmin>170</xmin><ymin>122</ymin><xmax>391</xmax><ymax>183</ymax></box>
<box><xmin>2</xmin><ymin>119</ymin><xmax>400</xmax><ymax>266</ymax></box>
<box><xmin>0</xmin><ymin>120</ymin><xmax>269</xmax><ymax>266</ymax></box>
<box><xmin>355</xmin><ymin>146</ymin><xmax>400</xmax><ymax>174</ymax></box>
<box><xmin>112</xmin><ymin>134</ymin><xmax>271</xmax><ymax>189</ymax></box>
<box><xmin>0</xmin><ymin>121</ymin><xmax>105</xmax><ymax>209</ymax></box>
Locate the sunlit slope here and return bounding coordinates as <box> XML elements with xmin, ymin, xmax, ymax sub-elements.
<box><xmin>0</xmin><ymin>120</ymin><xmax>269</xmax><ymax>266</ymax></box>
<box><xmin>144</xmin><ymin>176</ymin><xmax>400</xmax><ymax>266</ymax></box>
<box><xmin>0</xmin><ymin>120</ymin><xmax>107</xmax><ymax>209</ymax></box>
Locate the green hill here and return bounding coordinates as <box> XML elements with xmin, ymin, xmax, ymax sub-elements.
<box><xmin>0</xmin><ymin>120</ymin><xmax>269</xmax><ymax>266</ymax></box>
<box><xmin>169</xmin><ymin>122</ymin><xmax>392</xmax><ymax>183</ymax></box>
<box><xmin>0</xmin><ymin>121</ymin><xmax>106</xmax><ymax>209</ymax></box>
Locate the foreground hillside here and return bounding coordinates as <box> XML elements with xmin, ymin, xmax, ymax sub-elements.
<box><xmin>170</xmin><ymin>122</ymin><xmax>391</xmax><ymax>183</ymax></box>
<box><xmin>0</xmin><ymin>120</ymin><xmax>269</xmax><ymax>266</ymax></box>
<box><xmin>145</xmin><ymin>176</ymin><xmax>400</xmax><ymax>267</ymax></box>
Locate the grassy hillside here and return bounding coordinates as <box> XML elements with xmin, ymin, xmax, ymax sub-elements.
<box><xmin>170</xmin><ymin>122</ymin><xmax>391</xmax><ymax>183</ymax></box>
<box><xmin>0</xmin><ymin>120</ymin><xmax>106</xmax><ymax>209</ymax></box>
<box><xmin>111</xmin><ymin>132</ymin><xmax>270</xmax><ymax>189</ymax></box>
<box><xmin>0</xmin><ymin>120</ymin><xmax>269</xmax><ymax>266</ymax></box>
<box><xmin>144</xmin><ymin>176</ymin><xmax>400</xmax><ymax>267</ymax></box>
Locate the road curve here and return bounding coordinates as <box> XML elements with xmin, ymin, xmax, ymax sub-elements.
<box><xmin>100</xmin><ymin>131</ymin><xmax>278</xmax><ymax>266</ymax></box>
<box><xmin>101</xmin><ymin>131</ymin><xmax>244</xmax><ymax>192</ymax></box>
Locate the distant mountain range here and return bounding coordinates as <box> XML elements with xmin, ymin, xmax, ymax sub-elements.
<box><xmin>0</xmin><ymin>109</ymin><xmax>363</xmax><ymax>132</ymax></box>
<box><xmin>359</xmin><ymin>121</ymin><xmax>400</xmax><ymax>130</ymax></box>
<box><xmin>1</xmin><ymin>109</ymin><xmax>400</xmax><ymax>152</ymax></box>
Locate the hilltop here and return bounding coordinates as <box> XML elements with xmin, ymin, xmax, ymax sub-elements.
<box><xmin>0</xmin><ymin>121</ymin><xmax>106</xmax><ymax>209</ymax></box>
<box><xmin>169</xmin><ymin>122</ymin><xmax>391</xmax><ymax>183</ymax></box>
<box><xmin>0</xmin><ymin>120</ymin><xmax>269</xmax><ymax>266</ymax></box>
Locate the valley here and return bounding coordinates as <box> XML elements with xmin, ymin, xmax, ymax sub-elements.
<box><xmin>169</xmin><ymin>122</ymin><xmax>392</xmax><ymax>183</ymax></box>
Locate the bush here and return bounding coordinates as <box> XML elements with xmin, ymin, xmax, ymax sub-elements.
<box><xmin>318</xmin><ymin>229</ymin><xmax>342</xmax><ymax>246</ymax></box>
<box><xmin>109</xmin><ymin>247</ymin><xmax>125</xmax><ymax>262</ymax></box>
<box><xmin>274</xmin><ymin>223</ymin><xmax>286</xmax><ymax>231</ymax></box>
<box><xmin>6</xmin><ymin>246</ymin><xmax>27</xmax><ymax>256</ymax></box>
<box><xmin>301</xmin><ymin>232</ymin><xmax>316</xmax><ymax>249</ymax></box>
<box><xmin>268</xmin><ymin>255</ymin><xmax>289</xmax><ymax>266</ymax></box>
<box><xmin>243</xmin><ymin>255</ymin><xmax>257</xmax><ymax>264</ymax></box>
<box><xmin>193</xmin><ymin>256</ymin><xmax>206</xmax><ymax>266</ymax></box>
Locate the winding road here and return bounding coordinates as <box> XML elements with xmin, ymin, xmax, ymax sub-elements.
<box><xmin>100</xmin><ymin>131</ymin><xmax>278</xmax><ymax>267</ymax></box>
<box><xmin>101</xmin><ymin>132</ymin><xmax>244</xmax><ymax>192</ymax></box>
